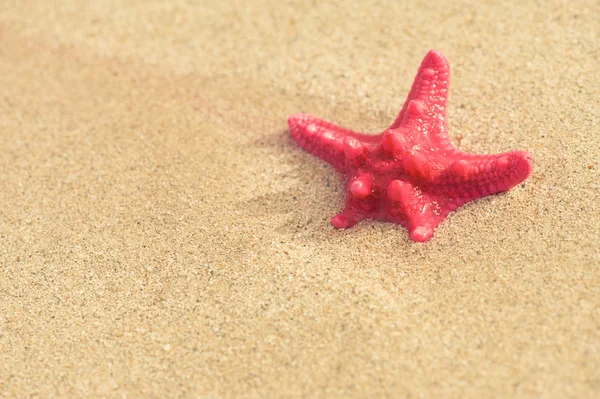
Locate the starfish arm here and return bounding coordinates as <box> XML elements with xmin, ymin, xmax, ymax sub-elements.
<box><xmin>386</xmin><ymin>49</ymin><xmax>452</xmax><ymax>150</ymax></box>
<box><xmin>442</xmin><ymin>150</ymin><xmax>534</xmax><ymax>205</ymax></box>
<box><xmin>331</xmin><ymin>212</ymin><xmax>362</xmax><ymax>229</ymax></box>
<box><xmin>288</xmin><ymin>114</ymin><xmax>378</xmax><ymax>172</ymax></box>
<box><xmin>405</xmin><ymin>197</ymin><xmax>451</xmax><ymax>242</ymax></box>
<box><xmin>386</xmin><ymin>179</ymin><xmax>451</xmax><ymax>242</ymax></box>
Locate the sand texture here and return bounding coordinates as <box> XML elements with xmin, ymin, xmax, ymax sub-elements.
<box><xmin>1</xmin><ymin>0</ymin><xmax>599</xmax><ymax>397</ymax></box>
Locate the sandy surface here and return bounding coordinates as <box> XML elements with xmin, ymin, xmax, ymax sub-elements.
<box><xmin>1</xmin><ymin>0</ymin><xmax>599</xmax><ymax>397</ymax></box>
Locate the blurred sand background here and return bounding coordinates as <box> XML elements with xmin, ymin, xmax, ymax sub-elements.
<box><xmin>1</xmin><ymin>0</ymin><xmax>599</xmax><ymax>397</ymax></box>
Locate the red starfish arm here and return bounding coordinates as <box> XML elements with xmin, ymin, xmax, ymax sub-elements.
<box><xmin>386</xmin><ymin>179</ymin><xmax>452</xmax><ymax>242</ymax></box>
<box><xmin>386</xmin><ymin>49</ymin><xmax>452</xmax><ymax>150</ymax></box>
<box><xmin>441</xmin><ymin>150</ymin><xmax>534</xmax><ymax>206</ymax></box>
<box><xmin>288</xmin><ymin>114</ymin><xmax>379</xmax><ymax>172</ymax></box>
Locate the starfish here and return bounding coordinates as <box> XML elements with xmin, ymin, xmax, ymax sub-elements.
<box><xmin>288</xmin><ymin>49</ymin><xmax>533</xmax><ymax>242</ymax></box>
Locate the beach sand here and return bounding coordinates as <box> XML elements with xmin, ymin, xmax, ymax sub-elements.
<box><xmin>1</xmin><ymin>0</ymin><xmax>599</xmax><ymax>397</ymax></box>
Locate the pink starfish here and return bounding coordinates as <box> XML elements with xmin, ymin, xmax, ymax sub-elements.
<box><xmin>288</xmin><ymin>49</ymin><xmax>533</xmax><ymax>242</ymax></box>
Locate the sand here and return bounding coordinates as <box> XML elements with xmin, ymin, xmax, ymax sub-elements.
<box><xmin>1</xmin><ymin>0</ymin><xmax>599</xmax><ymax>397</ymax></box>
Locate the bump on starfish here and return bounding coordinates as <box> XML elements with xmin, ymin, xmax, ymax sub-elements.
<box><xmin>288</xmin><ymin>49</ymin><xmax>533</xmax><ymax>242</ymax></box>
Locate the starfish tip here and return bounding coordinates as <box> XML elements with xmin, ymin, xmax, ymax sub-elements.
<box><xmin>499</xmin><ymin>151</ymin><xmax>534</xmax><ymax>190</ymax></box>
<box><xmin>331</xmin><ymin>214</ymin><xmax>357</xmax><ymax>229</ymax></box>
<box><xmin>287</xmin><ymin>113</ymin><xmax>309</xmax><ymax>138</ymax></box>
<box><xmin>287</xmin><ymin>113</ymin><xmax>301</xmax><ymax>128</ymax></box>
<box><xmin>424</xmin><ymin>49</ymin><xmax>449</xmax><ymax>66</ymax></box>
<box><xmin>410</xmin><ymin>226</ymin><xmax>434</xmax><ymax>242</ymax></box>
<box><xmin>516</xmin><ymin>151</ymin><xmax>534</xmax><ymax>179</ymax></box>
